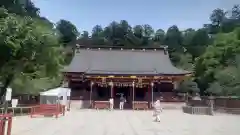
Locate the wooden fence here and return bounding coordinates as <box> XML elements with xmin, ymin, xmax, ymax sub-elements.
<box><xmin>186</xmin><ymin>97</ymin><xmax>240</xmax><ymax>114</ymax></box>
<box><xmin>182</xmin><ymin>106</ymin><xmax>213</xmax><ymax>115</ymax></box>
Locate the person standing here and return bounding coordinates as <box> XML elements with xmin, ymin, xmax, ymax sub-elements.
<box><xmin>119</xmin><ymin>95</ymin><xmax>126</xmax><ymax>110</ymax></box>
<box><xmin>153</xmin><ymin>98</ymin><xmax>162</xmax><ymax>122</ymax></box>
<box><xmin>109</xmin><ymin>97</ymin><xmax>114</xmax><ymax>111</ymax></box>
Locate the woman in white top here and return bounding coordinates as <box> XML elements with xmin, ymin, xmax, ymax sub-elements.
<box><xmin>153</xmin><ymin>98</ymin><xmax>162</xmax><ymax>122</ymax></box>
<box><xmin>109</xmin><ymin>97</ymin><xmax>114</xmax><ymax>111</ymax></box>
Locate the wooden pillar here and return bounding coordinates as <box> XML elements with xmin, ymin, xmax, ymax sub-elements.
<box><xmin>148</xmin><ymin>85</ymin><xmax>151</xmax><ymax>108</ymax></box>
<box><xmin>151</xmin><ymin>82</ymin><xmax>154</xmax><ymax>108</ymax></box>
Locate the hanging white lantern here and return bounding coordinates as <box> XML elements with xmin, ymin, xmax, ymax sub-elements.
<box><xmin>109</xmin><ymin>81</ymin><xmax>113</xmax><ymax>86</ymax></box>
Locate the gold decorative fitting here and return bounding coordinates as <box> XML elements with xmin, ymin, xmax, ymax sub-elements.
<box><xmin>121</xmin><ymin>48</ymin><xmax>123</xmax><ymax>50</ymax></box>
<box><xmin>138</xmin><ymin>78</ymin><xmax>142</xmax><ymax>84</ymax></box>
<box><xmin>102</xmin><ymin>78</ymin><xmax>106</xmax><ymax>83</ymax></box>
<box><xmin>98</xmin><ymin>48</ymin><xmax>100</xmax><ymax>50</ymax></box>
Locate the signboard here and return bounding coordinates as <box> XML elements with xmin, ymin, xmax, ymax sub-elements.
<box><xmin>5</xmin><ymin>88</ymin><xmax>12</xmax><ymax>101</ymax></box>
<box><xmin>12</xmin><ymin>99</ymin><xmax>18</xmax><ymax>108</ymax></box>
<box><xmin>138</xmin><ymin>78</ymin><xmax>142</xmax><ymax>84</ymax></box>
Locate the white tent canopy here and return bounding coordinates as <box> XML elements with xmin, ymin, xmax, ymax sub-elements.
<box><xmin>40</xmin><ymin>87</ymin><xmax>71</xmax><ymax>108</ymax></box>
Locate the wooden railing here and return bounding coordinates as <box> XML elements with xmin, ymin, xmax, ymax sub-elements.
<box><xmin>0</xmin><ymin>114</ymin><xmax>12</xmax><ymax>135</ymax></box>
<box><xmin>0</xmin><ymin>106</ymin><xmax>32</xmax><ymax>116</ymax></box>
<box><xmin>93</xmin><ymin>101</ymin><xmax>109</xmax><ymax>110</ymax></box>
<box><xmin>30</xmin><ymin>104</ymin><xmax>65</xmax><ymax>118</ymax></box>
<box><xmin>132</xmin><ymin>101</ymin><xmax>148</xmax><ymax>110</ymax></box>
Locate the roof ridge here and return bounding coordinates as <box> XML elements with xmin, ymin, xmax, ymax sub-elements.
<box><xmin>76</xmin><ymin>44</ymin><xmax>168</xmax><ymax>50</ymax></box>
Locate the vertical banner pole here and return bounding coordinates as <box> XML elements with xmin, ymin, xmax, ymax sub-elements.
<box><xmin>110</xmin><ymin>81</ymin><xmax>113</xmax><ymax>98</ymax></box>
<box><xmin>132</xmin><ymin>81</ymin><xmax>135</xmax><ymax>109</ymax></box>
<box><xmin>90</xmin><ymin>82</ymin><xmax>94</xmax><ymax>107</ymax></box>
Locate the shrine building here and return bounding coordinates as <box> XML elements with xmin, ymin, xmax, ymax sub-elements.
<box><xmin>63</xmin><ymin>45</ymin><xmax>191</xmax><ymax>109</ymax></box>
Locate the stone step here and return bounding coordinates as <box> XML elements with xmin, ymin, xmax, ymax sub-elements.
<box><xmin>70</xmin><ymin>100</ymin><xmax>185</xmax><ymax>110</ymax></box>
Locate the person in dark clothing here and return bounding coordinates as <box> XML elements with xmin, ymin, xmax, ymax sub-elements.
<box><xmin>119</xmin><ymin>94</ymin><xmax>126</xmax><ymax>110</ymax></box>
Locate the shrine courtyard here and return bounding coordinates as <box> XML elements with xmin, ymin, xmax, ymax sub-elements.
<box><xmin>11</xmin><ymin>109</ymin><xmax>240</xmax><ymax>135</ymax></box>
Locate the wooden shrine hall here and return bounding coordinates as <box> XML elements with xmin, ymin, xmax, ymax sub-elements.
<box><xmin>63</xmin><ymin>45</ymin><xmax>191</xmax><ymax>109</ymax></box>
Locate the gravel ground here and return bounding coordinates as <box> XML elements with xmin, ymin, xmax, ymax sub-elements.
<box><xmin>11</xmin><ymin>109</ymin><xmax>240</xmax><ymax>135</ymax></box>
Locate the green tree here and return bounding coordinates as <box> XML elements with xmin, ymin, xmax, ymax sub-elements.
<box><xmin>90</xmin><ymin>25</ymin><xmax>105</xmax><ymax>45</ymax></box>
<box><xmin>164</xmin><ymin>25</ymin><xmax>183</xmax><ymax>64</ymax></box>
<box><xmin>178</xmin><ymin>80</ymin><xmax>200</xmax><ymax>94</ymax></box>
<box><xmin>0</xmin><ymin>0</ymin><xmax>39</xmax><ymax>17</ymax></box>
<box><xmin>0</xmin><ymin>8</ymin><xmax>63</xmax><ymax>97</ymax></box>
<box><xmin>183</xmin><ymin>28</ymin><xmax>210</xmax><ymax>61</ymax></box>
<box><xmin>133</xmin><ymin>25</ymin><xmax>144</xmax><ymax>39</ymax></box>
<box><xmin>92</xmin><ymin>25</ymin><xmax>103</xmax><ymax>37</ymax></box>
<box><xmin>210</xmin><ymin>8</ymin><xmax>226</xmax><ymax>27</ymax></box>
<box><xmin>195</xmin><ymin>28</ymin><xmax>240</xmax><ymax>94</ymax></box>
<box><xmin>207</xmin><ymin>55</ymin><xmax>240</xmax><ymax>96</ymax></box>
<box><xmin>56</xmin><ymin>19</ymin><xmax>79</xmax><ymax>46</ymax></box>
<box><xmin>81</xmin><ymin>31</ymin><xmax>89</xmax><ymax>39</ymax></box>
<box><xmin>153</xmin><ymin>29</ymin><xmax>165</xmax><ymax>44</ymax></box>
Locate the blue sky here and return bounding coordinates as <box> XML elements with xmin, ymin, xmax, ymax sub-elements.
<box><xmin>33</xmin><ymin>0</ymin><xmax>239</xmax><ymax>33</ymax></box>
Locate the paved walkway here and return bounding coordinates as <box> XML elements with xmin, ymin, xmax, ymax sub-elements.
<box><xmin>12</xmin><ymin>109</ymin><xmax>240</xmax><ymax>135</ymax></box>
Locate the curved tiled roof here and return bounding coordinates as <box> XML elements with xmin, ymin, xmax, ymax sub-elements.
<box><xmin>64</xmin><ymin>47</ymin><xmax>190</xmax><ymax>75</ymax></box>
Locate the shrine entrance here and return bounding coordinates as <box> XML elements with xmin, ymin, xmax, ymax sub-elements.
<box><xmin>134</xmin><ymin>87</ymin><xmax>148</xmax><ymax>101</ymax></box>
<box><xmin>114</xmin><ymin>86</ymin><xmax>132</xmax><ymax>109</ymax></box>
<box><xmin>95</xmin><ymin>86</ymin><xmax>111</xmax><ymax>100</ymax></box>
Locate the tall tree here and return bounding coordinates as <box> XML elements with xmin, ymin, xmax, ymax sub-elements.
<box><xmin>0</xmin><ymin>0</ymin><xmax>39</xmax><ymax>17</ymax></box>
<box><xmin>185</xmin><ymin>28</ymin><xmax>210</xmax><ymax>60</ymax></box>
<box><xmin>164</xmin><ymin>25</ymin><xmax>183</xmax><ymax>50</ymax></box>
<box><xmin>56</xmin><ymin>19</ymin><xmax>79</xmax><ymax>46</ymax></box>
<box><xmin>164</xmin><ymin>25</ymin><xmax>183</xmax><ymax>63</ymax></box>
<box><xmin>81</xmin><ymin>31</ymin><xmax>89</xmax><ymax>39</ymax></box>
<box><xmin>133</xmin><ymin>25</ymin><xmax>144</xmax><ymax>39</ymax></box>
<box><xmin>142</xmin><ymin>24</ymin><xmax>154</xmax><ymax>38</ymax></box>
<box><xmin>210</xmin><ymin>8</ymin><xmax>226</xmax><ymax>27</ymax></box>
<box><xmin>195</xmin><ymin>28</ymin><xmax>240</xmax><ymax>94</ymax></box>
<box><xmin>92</xmin><ymin>25</ymin><xmax>103</xmax><ymax>38</ymax></box>
<box><xmin>154</xmin><ymin>29</ymin><xmax>165</xmax><ymax>44</ymax></box>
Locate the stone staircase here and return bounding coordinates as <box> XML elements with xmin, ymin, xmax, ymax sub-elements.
<box><xmin>70</xmin><ymin>100</ymin><xmax>185</xmax><ymax>110</ymax></box>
